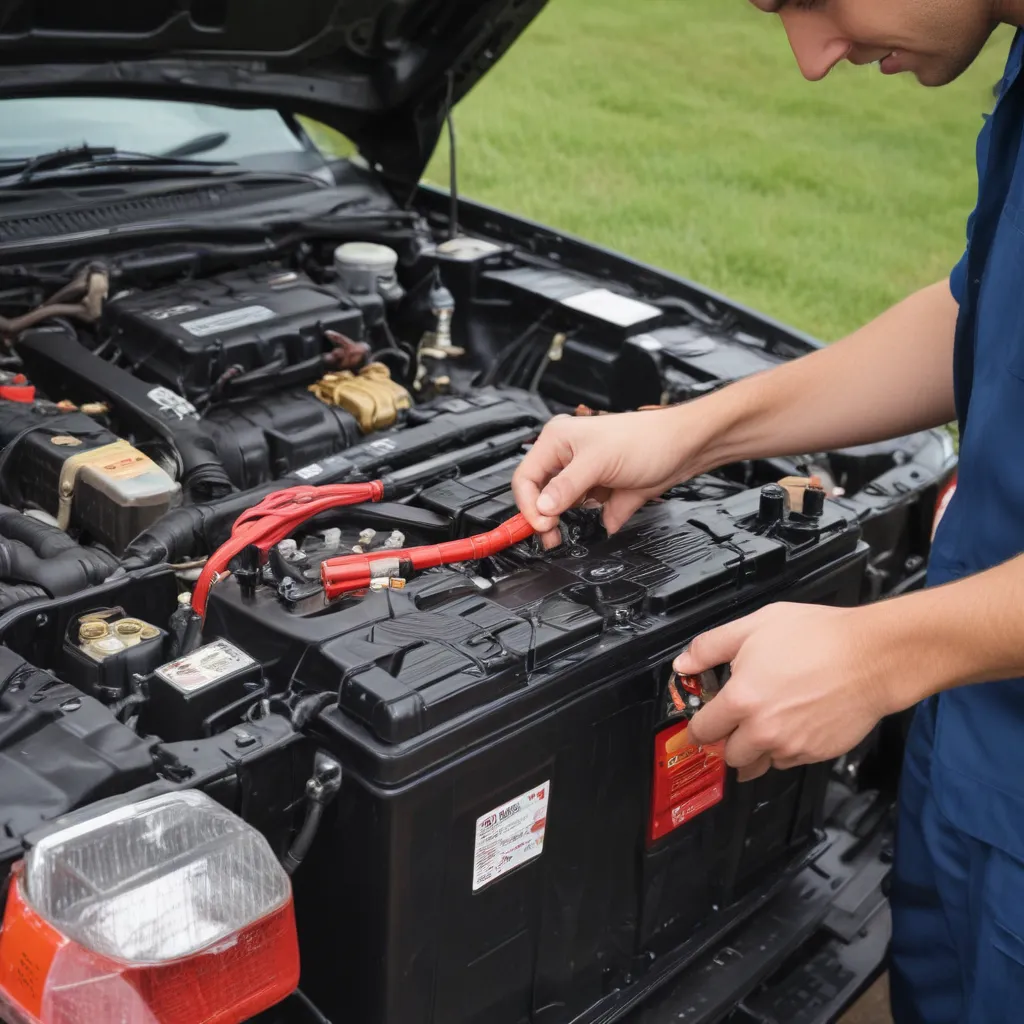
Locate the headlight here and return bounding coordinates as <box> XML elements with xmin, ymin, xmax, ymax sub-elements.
<box><xmin>0</xmin><ymin>791</ymin><xmax>299</xmax><ymax>1024</ymax></box>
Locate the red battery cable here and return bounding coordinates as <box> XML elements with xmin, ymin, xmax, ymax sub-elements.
<box><xmin>320</xmin><ymin>513</ymin><xmax>535</xmax><ymax>599</ymax></box>
<box><xmin>192</xmin><ymin>486</ymin><xmax>535</xmax><ymax>615</ymax></box>
<box><xmin>191</xmin><ymin>481</ymin><xmax>386</xmax><ymax>616</ymax></box>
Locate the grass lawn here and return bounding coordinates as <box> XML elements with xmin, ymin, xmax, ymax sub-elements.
<box><xmin>312</xmin><ymin>1</ymin><xmax>1010</xmax><ymax>343</ymax></box>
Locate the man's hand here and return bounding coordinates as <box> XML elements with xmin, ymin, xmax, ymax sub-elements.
<box><xmin>511</xmin><ymin>408</ymin><xmax>719</xmax><ymax>548</ymax></box>
<box><xmin>678</xmin><ymin>602</ymin><xmax>893</xmax><ymax>782</ymax></box>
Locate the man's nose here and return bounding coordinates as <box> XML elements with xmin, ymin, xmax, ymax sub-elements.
<box><xmin>779</xmin><ymin>13</ymin><xmax>851</xmax><ymax>81</ymax></box>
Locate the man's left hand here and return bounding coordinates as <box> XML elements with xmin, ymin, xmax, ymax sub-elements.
<box><xmin>678</xmin><ymin>602</ymin><xmax>893</xmax><ymax>782</ymax></box>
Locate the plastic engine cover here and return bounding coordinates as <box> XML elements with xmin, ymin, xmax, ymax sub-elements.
<box><xmin>104</xmin><ymin>266</ymin><xmax>365</xmax><ymax>400</ymax></box>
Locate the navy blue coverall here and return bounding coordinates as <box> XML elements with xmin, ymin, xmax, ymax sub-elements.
<box><xmin>888</xmin><ymin>28</ymin><xmax>1024</xmax><ymax>1024</ymax></box>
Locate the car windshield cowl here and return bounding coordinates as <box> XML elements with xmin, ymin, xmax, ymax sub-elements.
<box><xmin>0</xmin><ymin>154</ymin><xmax>336</xmax><ymax>198</ymax></box>
<box><xmin>0</xmin><ymin>145</ymin><xmax>239</xmax><ymax>185</ymax></box>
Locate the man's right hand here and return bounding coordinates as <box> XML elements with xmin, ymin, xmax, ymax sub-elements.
<box><xmin>511</xmin><ymin>407</ymin><xmax>710</xmax><ymax>548</ymax></box>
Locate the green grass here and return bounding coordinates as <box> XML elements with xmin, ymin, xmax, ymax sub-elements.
<box><xmin>310</xmin><ymin>1</ymin><xmax>1010</xmax><ymax>342</ymax></box>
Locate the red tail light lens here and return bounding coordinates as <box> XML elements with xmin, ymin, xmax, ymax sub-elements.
<box><xmin>0</xmin><ymin>791</ymin><xmax>299</xmax><ymax>1024</ymax></box>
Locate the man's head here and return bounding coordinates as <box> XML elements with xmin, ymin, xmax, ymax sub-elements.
<box><xmin>749</xmin><ymin>1</ymin><xmax>1016</xmax><ymax>87</ymax></box>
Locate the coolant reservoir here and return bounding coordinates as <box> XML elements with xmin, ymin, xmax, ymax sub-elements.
<box><xmin>334</xmin><ymin>242</ymin><xmax>403</xmax><ymax>302</ymax></box>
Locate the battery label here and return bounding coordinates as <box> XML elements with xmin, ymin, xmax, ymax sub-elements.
<box><xmin>155</xmin><ymin>639</ymin><xmax>255</xmax><ymax>694</ymax></box>
<box><xmin>179</xmin><ymin>304</ymin><xmax>276</xmax><ymax>337</ymax></box>
<box><xmin>648</xmin><ymin>722</ymin><xmax>726</xmax><ymax>843</ymax></box>
<box><xmin>472</xmin><ymin>781</ymin><xmax>549</xmax><ymax>892</ymax></box>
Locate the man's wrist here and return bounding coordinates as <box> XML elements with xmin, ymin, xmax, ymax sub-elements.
<box><xmin>857</xmin><ymin>580</ymin><xmax>991</xmax><ymax>715</ymax></box>
<box><xmin>673</xmin><ymin>375</ymin><xmax>769</xmax><ymax>476</ymax></box>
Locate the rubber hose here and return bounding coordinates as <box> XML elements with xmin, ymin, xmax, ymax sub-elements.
<box><xmin>0</xmin><ymin>581</ymin><xmax>47</xmax><ymax>613</ymax></box>
<box><xmin>282</xmin><ymin>800</ymin><xmax>325</xmax><ymax>876</ymax></box>
<box><xmin>0</xmin><ymin>504</ymin><xmax>79</xmax><ymax>558</ymax></box>
<box><xmin>0</xmin><ymin>538</ymin><xmax>118</xmax><ymax>597</ymax></box>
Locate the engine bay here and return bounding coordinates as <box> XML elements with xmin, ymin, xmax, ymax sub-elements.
<box><xmin>0</xmin><ymin>201</ymin><xmax>956</xmax><ymax>1023</ymax></box>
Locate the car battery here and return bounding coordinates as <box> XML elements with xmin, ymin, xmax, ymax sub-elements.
<box><xmin>203</xmin><ymin>483</ymin><xmax>868</xmax><ymax>1024</ymax></box>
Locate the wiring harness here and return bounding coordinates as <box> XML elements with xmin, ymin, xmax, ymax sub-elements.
<box><xmin>192</xmin><ymin>481</ymin><xmax>387</xmax><ymax>616</ymax></box>
<box><xmin>191</xmin><ymin>482</ymin><xmax>535</xmax><ymax>616</ymax></box>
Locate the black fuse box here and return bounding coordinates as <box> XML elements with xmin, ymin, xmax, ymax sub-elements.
<box><xmin>105</xmin><ymin>266</ymin><xmax>365</xmax><ymax>400</ymax></box>
<box><xmin>142</xmin><ymin>638</ymin><xmax>263</xmax><ymax>741</ymax></box>
<box><xmin>204</xmin><ymin>481</ymin><xmax>869</xmax><ymax>1024</ymax></box>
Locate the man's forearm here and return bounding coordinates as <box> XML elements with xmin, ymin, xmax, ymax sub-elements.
<box><xmin>690</xmin><ymin>279</ymin><xmax>959</xmax><ymax>473</ymax></box>
<box><xmin>870</xmin><ymin>554</ymin><xmax>1024</xmax><ymax>714</ymax></box>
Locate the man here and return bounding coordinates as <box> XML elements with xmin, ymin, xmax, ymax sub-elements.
<box><xmin>511</xmin><ymin>2</ymin><xmax>1024</xmax><ymax>1020</ymax></box>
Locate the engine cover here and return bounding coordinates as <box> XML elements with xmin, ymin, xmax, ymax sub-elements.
<box><xmin>203</xmin><ymin>391</ymin><xmax>362</xmax><ymax>490</ymax></box>
<box><xmin>104</xmin><ymin>266</ymin><xmax>365</xmax><ymax>400</ymax></box>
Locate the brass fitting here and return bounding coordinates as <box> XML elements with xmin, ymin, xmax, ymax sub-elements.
<box><xmin>308</xmin><ymin>362</ymin><xmax>412</xmax><ymax>433</ymax></box>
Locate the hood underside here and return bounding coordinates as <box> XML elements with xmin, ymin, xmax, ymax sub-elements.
<box><xmin>0</xmin><ymin>0</ymin><xmax>548</xmax><ymax>201</ymax></box>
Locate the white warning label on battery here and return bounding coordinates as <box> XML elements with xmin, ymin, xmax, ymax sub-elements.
<box><xmin>472</xmin><ymin>781</ymin><xmax>550</xmax><ymax>892</ymax></box>
<box><xmin>155</xmin><ymin>639</ymin><xmax>255</xmax><ymax>694</ymax></box>
<box><xmin>179</xmin><ymin>304</ymin><xmax>276</xmax><ymax>337</ymax></box>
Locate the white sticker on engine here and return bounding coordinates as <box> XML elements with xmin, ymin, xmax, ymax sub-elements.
<box><xmin>147</xmin><ymin>386</ymin><xmax>199</xmax><ymax>421</ymax></box>
<box><xmin>148</xmin><ymin>303</ymin><xmax>199</xmax><ymax>321</ymax></box>
<box><xmin>179</xmin><ymin>304</ymin><xmax>277</xmax><ymax>337</ymax></box>
<box><xmin>472</xmin><ymin>781</ymin><xmax>550</xmax><ymax>892</ymax></box>
<box><xmin>156</xmin><ymin>639</ymin><xmax>255</xmax><ymax>694</ymax></box>
<box><xmin>560</xmin><ymin>288</ymin><xmax>660</xmax><ymax>327</ymax></box>
<box><xmin>295</xmin><ymin>463</ymin><xmax>323</xmax><ymax>480</ymax></box>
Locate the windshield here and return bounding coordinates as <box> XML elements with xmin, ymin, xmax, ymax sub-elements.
<box><xmin>0</xmin><ymin>97</ymin><xmax>312</xmax><ymax>162</ymax></box>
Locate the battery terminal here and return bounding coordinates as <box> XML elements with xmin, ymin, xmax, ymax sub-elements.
<box><xmin>668</xmin><ymin>670</ymin><xmax>719</xmax><ymax>719</ymax></box>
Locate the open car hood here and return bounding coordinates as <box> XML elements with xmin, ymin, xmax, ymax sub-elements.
<box><xmin>0</xmin><ymin>0</ymin><xmax>547</xmax><ymax>201</ymax></box>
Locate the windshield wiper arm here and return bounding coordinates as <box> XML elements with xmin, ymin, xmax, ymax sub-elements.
<box><xmin>159</xmin><ymin>132</ymin><xmax>231</xmax><ymax>159</ymax></box>
<box><xmin>0</xmin><ymin>145</ymin><xmax>237</xmax><ymax>186</ymax></box>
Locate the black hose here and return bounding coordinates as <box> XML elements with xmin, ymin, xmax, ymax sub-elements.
<box><xmin>0</xmin><ymin>505</ymin><xmax>85</xmax><ymax>558</ymax></box>
<box><xmin>282</xmin><ymin>753</ymin><xmax>342</xmax><ymax>876</ymax></box>
<box><xmin>282</xmin><ymin>801</ymin><xmax>325</xmax><ymax>876</ymax></box>
<box><xmin>0</xmin><ymin>537</ymin><xmax>118</xmax><ymax>596</ymax></box>
<box><xmin>0</xmin><ymin>581</ymin><xmax>47</xmax><ymax>614</ymax></box>
<box><xmin>291</xmin><ymin>691</ymin><xmax>337</xmax><ymax>730</ymax></box>
<box><xmin>0</xmin><ymin>507</ymin><xmax>118</xmax><ymax>595</ymax></box>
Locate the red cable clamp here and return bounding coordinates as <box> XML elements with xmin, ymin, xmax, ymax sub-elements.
<box><xmin>320</xmin><ymin>513</ymin><xmax>535</xmax><ymax>599</ymax></box>
<box><xmin>0</xmin><ymin>373</ymin><xmax>35</xmax><ymax>403</ymax></box>
<box><xmin>192</xmin><ymin>481</ymin><xmax>386</xmax><ymax>616</ymax></box>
